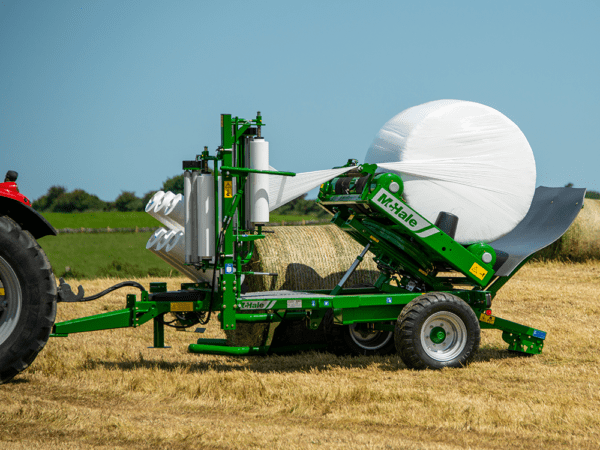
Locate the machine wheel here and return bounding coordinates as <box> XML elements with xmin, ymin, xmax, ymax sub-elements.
<box><xmin>0</xmin><ymin>216</ymin><xmax>57</xmax><ymax>384</ymax></box>
<box><xmin>395</xmin><ymin>292</ymin><xmax>480</xmax><ymax>369</ymax></box>
<box><xmin>342</xmin><ymin>322</ymin><xmax>396</xmax><ymax>356</ymax></box>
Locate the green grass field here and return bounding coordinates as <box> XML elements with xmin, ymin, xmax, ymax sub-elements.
<box><xmin>41</xmin><ymin>211</ymin><xmax>162</xmax><ymax>229</ymax></box>
<box><xmin>38</xmin><ymin>232</ymin><xmax>179</xmax><ymax>279</ymax></box>
<box><xmin>36</xmin><ymin>211</ymin><xmax>329</xmax><ymax>279</ymax></box>
<box><xmin>41</xmin><ymin>211</ymin><xmax>326</xmax><ymax>229</ymax></box>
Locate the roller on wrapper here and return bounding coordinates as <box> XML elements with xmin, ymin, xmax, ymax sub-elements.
<box><xmin>250</xmin><ymin>137</ymin><xmax>270</xmax><ymax>224</ymax></box>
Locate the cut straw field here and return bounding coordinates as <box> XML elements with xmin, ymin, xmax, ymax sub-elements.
<box><xmin>1</xmin><ymin>261</ymin><xmax>599</xmax><ymax>449</ymax></box>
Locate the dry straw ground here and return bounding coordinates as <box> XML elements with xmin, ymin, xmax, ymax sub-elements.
<box><xmin>1</xmin><ymin>261</ymin><xmax>599</xmax><ymax>450</ymax></box>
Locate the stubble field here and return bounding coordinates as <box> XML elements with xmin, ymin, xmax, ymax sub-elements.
<box><xmin>1</xmin><ymin>261</ymin><xmax>599</xmax><ymax>449</ymax></box>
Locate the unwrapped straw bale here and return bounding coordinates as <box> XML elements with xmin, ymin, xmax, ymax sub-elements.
<box><xmin>245</xmin><ymin>224</ymin><xmax>379</xmax><ymax>292</ymax></box>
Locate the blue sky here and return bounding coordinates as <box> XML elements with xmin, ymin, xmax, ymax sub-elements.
<box><xmin>1</xmin><ymin>0</ymin><xmax>598</xmax><ymax>203</ymax></box>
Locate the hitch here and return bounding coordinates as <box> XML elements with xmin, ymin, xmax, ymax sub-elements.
<box><xmin>57</xmin><ymin>278</ymin><xmax>85</xmax><ymax>303</ymax></box>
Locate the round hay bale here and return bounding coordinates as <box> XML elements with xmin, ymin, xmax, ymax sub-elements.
<box><xmin>535</xmin><ymin>198</ymin><xmax>600</xmax><ymax>261</ymax></box>
<box><xmin>226</xmin><ymin>224</ymin><xmax>380</xmax><ymax>348</ymax></box>
<box><xmin>245</xmin><ymin>224</ymin><xmax>379</xmax><ymax>292</ymax></box>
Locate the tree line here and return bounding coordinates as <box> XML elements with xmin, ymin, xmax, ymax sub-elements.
<box><xmin>32</xmin><ymin>174</ymin><xmax>329</xmax><ymax>218</ymax></box>
<box><xmin>32</xmin><ymin>176</ymin><xmax>600</xmax><ymax>215</ymax></box>
<box><xmin>32</xmin><ymin>175</ymin><xmax>186</xmax><ymax>213</ymax></box>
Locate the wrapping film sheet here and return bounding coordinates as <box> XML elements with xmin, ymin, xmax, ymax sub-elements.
<box><xmin>266</xmin><ymin>166</ymin><xmax>353</xmax><ymax>212</ymax></box>
<box><xmin>364</xmin><ymin>100</ymin><xmax>536</xmax><ymax>244</ymax></box>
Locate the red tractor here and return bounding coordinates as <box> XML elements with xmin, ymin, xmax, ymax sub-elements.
<box><xmin>0</xmin><ymin>170</ymin><xmax>57</xmax><ymax>383</ymax></box>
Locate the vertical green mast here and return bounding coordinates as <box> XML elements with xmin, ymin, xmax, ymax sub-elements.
<box><xmin>220</xmin><ymin>114</ymin><xmax>237</xmax><ymax>330</ymax></box>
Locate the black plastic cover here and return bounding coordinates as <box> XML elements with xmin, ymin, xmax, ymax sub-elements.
<box><xmin>489</xmin><ymin>186</ymin><xmax>586</xmax><ymax>276</ymax></box>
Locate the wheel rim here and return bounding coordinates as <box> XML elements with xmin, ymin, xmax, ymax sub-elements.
<box><xmin>0</xmin><ymin>255</ymin><xmax>22</xmax><ymax>346</ymax></box>
<box><xmin>420</xmin><ymin>311</ymin><xmax>467</xmax><ymax>362</ymax></box>
<box><xmin>348</xmin><ymin>323</ymin><xmax>393</xmax><ymax>351</ymax></box>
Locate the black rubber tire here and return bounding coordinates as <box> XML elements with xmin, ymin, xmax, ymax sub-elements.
<box><xmin>339</xmin><ymin>283</ymin><xmax>396</xmax><ymax>356</ymax></box>
<box><xmin>0</xmin><ymin>216</ymin><xmax>57</xmax><ymax>384</ymax></box>
<box><xmin>342</xmin><ymin>322</ymin><xmax>396</xmax><ymax>356</ymax></box>
<box><xmin>395</xmin><ymin>292</ymin><xmax>480</xmax><ymax>370</ymax></box>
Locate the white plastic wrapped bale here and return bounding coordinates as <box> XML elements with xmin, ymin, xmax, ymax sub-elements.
<box><xmin>365</xmin><ymin>100</ymin><xmax>536</xmax><ymax>244</ymax></box>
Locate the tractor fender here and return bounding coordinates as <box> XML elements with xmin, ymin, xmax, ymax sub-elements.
<box><xmin>0</xmin><ymin>197</ymin><xmax>57</xmax><ymax>239</ymax></box>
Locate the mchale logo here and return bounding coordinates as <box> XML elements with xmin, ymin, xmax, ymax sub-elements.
<box><xmin>241</xmin><ymin>301</ymin><xmax>268</xmax><ymax>309</ymax></box>
<box><xmin>373</xmin><ymin>190</ymin><xmax>428</xmax><ymax>230</ymax></box>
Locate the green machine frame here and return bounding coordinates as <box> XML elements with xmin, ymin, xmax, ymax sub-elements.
<box><xmin>52</xmin><ymin>111</ymin><xmax>584</xmax><ymax>366</ymax></box>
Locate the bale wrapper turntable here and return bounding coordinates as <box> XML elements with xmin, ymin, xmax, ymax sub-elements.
<box><xmin>49</xmin><ymin>112</ymin><xmax>585</xmax><ymax>370</ymax></box>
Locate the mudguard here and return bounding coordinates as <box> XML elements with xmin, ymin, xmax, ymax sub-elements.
<box><xmin>0</xmin><ymin>197</ymin><xmax>57</xmax><ymax>239</ymax></box>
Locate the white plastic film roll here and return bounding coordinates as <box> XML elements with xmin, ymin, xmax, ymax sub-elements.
<box><xmin>155</xmin><ymin>229</ymin><xmax>177</xmax><ymax>252</ymax></box>
<box><xmin>155</xmin><ymin>191</ymin><xmax>176</xmax><ymax>214</ymax></box>
<box><xmin>164</xmin><ymin>231</ymin><xmax>213</xmax><ymax>282</ymax></box>
<box><xmin>146</xmin><ymin>227</ymin><xmax>168</xmax><ymax>250</ymax></box>
<box><xmin>365</xmin><ymin>100</ymin><xmax>536</xmax><ymax>244</ymax></box>
<box><xmin>150</xmin><ymin>245</ymin><xmax>207</xmax><ymax>282</ymax></box>
<box><xmin>197</xmin><ymin>173</ymin><xmax>215</xmax><ymax>259</ymax></box>
<box><xmin>145</xmin><ymin>190</ymin><xmax>183</xmax><ymax>231</ymax></box>
<box><xmin>164</xmin><ymin>194</ymin><xmax>184</xmax><ymax>225</ymax></box>
<box><xmin>145</xmin><ymin>191</ymin><xmax>166</xmax><ymax>214</ymax></box>
<box><xmin>153</xmin><ymin>193</ymin><xmax>184</xmax><ymax>231</ymax></box>
<box><xmin>184</xmin><ymin>171</ymin><xmax>198</xmax><ymax>264</ymax></box>
<box><xmin>250</xmin><ymin>137</ymin><xmax>269</xmax><ymax>223</ymax></box>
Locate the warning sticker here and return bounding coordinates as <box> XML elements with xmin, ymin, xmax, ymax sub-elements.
<box><xmin>287</xmin><ymin>300</ymin><xmax>302</xmax><ymax>309</ymax></box>
<box><xmin>469</xmin><ymin>263</ymin><xmax>488</xmax><ymax>280</ymax></box>
<box><xmin>479</xmin><ymin>313</ymin><xmax>495</xmax><ymax>324</ymax></box>
<box><xmin>0</xmin><ymin>288</ymin><xmax>4</xmax><ymax>296</ymax></box>
<box><xmin>224</xmin><ymin>181</ymin><xmax>233</xmax><ymax>198</ymax></box>
<box><xmin>171</xmin><ymin>302</ymin><xmax>194</xmax><ymax>312</ymax></box>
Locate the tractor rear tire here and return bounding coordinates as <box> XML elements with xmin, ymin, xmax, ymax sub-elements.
<box><xmin>0</xmin><ymin>216</ymin><xmax>57</xmax><ymax>384</ymax></box>
<box><xmin>395</xmin><ymin>292</ymin><xmax>480</xmax><ymax>370</ymax></box>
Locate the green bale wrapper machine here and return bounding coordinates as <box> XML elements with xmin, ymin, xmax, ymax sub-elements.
<box><xmin>25</xmin><ymin>112</ymin><xmax>590</xmax><ymax>376</ymax></box>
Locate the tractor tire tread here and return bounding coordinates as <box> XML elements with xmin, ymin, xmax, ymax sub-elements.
<box><xmin>0</xmin><ymin>216</ymin><xmax>56</xmax><ymax>384</ymax></box>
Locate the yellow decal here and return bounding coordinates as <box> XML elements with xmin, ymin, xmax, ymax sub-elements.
<box><xmin>224</xmin><ymin>181</ymin><xmax>233</xmax><ymax>198</ymax></box>
<box><xmin>479</xmin><ymin>313</ymin><xmax>495</xmax><ymax>325</ymax></box>
<box><xmin>369</xmin><ymin>235</ymin><xmax>379</xmax><ymax>243</ymax></box>
<box><xmin>348</xmin><ymin>215</ymin><xmax>355</xmax><ymax>221</ymax></box>
<box><xmin>419</xmin><ymin>269</ymin><xmax>429</xmax><ymax>276</ymax></box>
<box><xmin>0</xmin><ymin>288</ymin><xmax>4</xmax><ymax>296</ymax></box>
<box><xmin>469</xmin><ymin>262</ymin><xmax>488</xmax><ymax>280</ymax></box>
<box><xmin>171</xmin><ymin>302</ymin><xmax>193</xmax><ymax>312</ymax></box>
